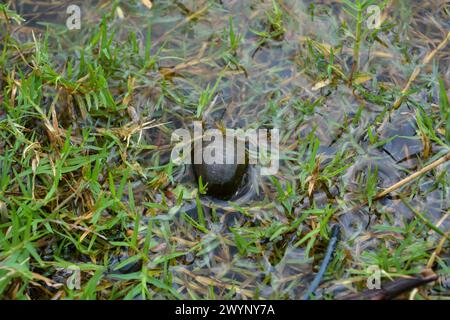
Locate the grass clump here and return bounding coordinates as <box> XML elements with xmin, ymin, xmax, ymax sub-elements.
<box><xmin>0</xmin><ymin>0</ymin><xmax>449</xmax><ymax>300</ymax></box>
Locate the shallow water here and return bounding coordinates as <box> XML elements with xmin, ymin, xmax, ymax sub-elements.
<box><xmin>3</xmin><ymin>0</ymin><xmax>449</xmax><ymax>299</ymax></box>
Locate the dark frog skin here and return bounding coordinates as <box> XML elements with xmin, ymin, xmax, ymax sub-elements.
<box><xmin>192</xmin><ymin>133</ymin><xmax>248</xmax><ymax>200</ymax></box>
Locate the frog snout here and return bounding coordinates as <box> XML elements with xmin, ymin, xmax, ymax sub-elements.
<box><xmin>192</xmin><ymin>134</ymin><xmax>248</xmax><ymax>200</ymax></box>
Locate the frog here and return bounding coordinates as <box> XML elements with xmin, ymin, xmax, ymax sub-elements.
<box><xmin>191</xmin><ymin>129</ymin><xmax>248</xmax><ymax>200</ymax></box>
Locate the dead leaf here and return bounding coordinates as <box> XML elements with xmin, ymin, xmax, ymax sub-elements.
<box><xmin>312</xmin><ymin>79</ymin><xmax>331</xmax><ymax>91</ymax></box>
<box><xmin>353</xmin><ymin>73</ymin><xmax>373</xmax><ymax>84</ymax></box>
<box><xmin>116</xmin><ymin>7</ymin><xmax>125</xmax><ymax>19</ymax></box>
<box><xmin>141</xmin><ymin>0</ymin><xmax>153</xmax><ymax>9</ymax></box>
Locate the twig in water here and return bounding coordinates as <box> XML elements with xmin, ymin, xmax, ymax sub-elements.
<box><xmin>341</xmin><ymin>272</ymin><xmax>438</xmax><ymax>300</ymax></box>
<box><xmin>391</xmin><ymin>32</ymin><xmax>450</xmax><ymax>111</ymax></box>
<box><xmin>373</xmin><ymin>152</ymin><xmax>450</xmax><ymax>201</ymax></box>
<box><xmin>302</xmin><ymin>224</ymin><xmax>341</xmax><ymax>300</ymax></box>
<box><xmin>335</xmin><ymin>152</ymin><xmax>450</xmax><ymax>222</ymax></box>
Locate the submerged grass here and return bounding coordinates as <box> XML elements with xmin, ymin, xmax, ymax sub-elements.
<box><xmin>0</xmin><ymin>0</ymin><xmax>449</xmax><ymax>300</ymax></box>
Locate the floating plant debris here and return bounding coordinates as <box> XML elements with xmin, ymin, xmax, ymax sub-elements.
<box><xmin>0</xmin><ymin>0</ymin><xmax>449</xmax><ymax>301</ymax></box>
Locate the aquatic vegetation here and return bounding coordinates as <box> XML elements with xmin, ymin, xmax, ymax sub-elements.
<box><xmin>0</xmin><ymin>0</ymin><xmax>449</xmax><ymax>300</ymax></box>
